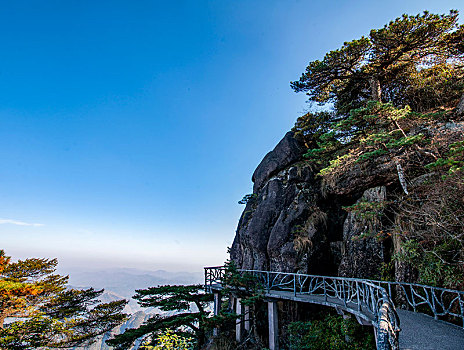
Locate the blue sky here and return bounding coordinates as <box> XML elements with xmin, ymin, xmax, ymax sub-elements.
<box><xmin>1</xmin><ymin>0</ymin><xmax>462</xmax><ymax>272</ymax></box>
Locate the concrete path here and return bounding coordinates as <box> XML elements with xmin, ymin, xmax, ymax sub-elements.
<box><xmin>398</xmin><ymin>309</ymin><xmax>464</xmax><ymax>350</ymax></box>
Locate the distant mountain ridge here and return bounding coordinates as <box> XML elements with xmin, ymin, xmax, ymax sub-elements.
<box><xmin>73</xmin><ymin>311</ymin><xmax>152</xmax><ymax>350</ymax></box>
<box><xmin>68</xmin><ymin>267</ymin><xmax>203</xmax><ymax>349</ymax></box>
<box><xmin>68</xmin><ymin>267</ymin><xmax>203</xmax><ymax>307</ymax></box>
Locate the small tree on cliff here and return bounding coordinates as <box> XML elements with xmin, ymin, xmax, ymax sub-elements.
<box><xmin>106</xmin><ymin>285</ymin><xmax>214</xmax><ymax>350</ymax></box>
<box><xmin>0</xmin><ymin>250</ymin><xmax>128</xmax><ymax>349</ymax></box>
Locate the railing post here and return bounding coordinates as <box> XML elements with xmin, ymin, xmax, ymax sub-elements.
<box><xmin>204</xmin><ymin>268</ymin><xmax>208</xmax><ymax>292</ymax></box>
<box><xmin>244</xmin><ymin>304</ymin><xmax>251</xmax><ymax>332</ymax></box>
<box><xmin>342</xmin><ymin>280</ymin><xmax>346</xmax><ymax>304</ymax></box>
<box><xmin>323</xmin><ymin>277</ymin><xmax>327</xmax><ymax>301</ymax></box>
<box><xmin>268</xmin><ymin>300</ymin><xmax>279</xmax><ymax>350</ymax></box>
<box><xmin>293</xmin><ymin>275</ymin><xmax>296</xmax><ymax>297</ymax></box>
<box><xmin>267</xmin><ymin>271</ymin><xmax>270</xmax><ymax>292</ymax></box>
<box><xmin>356</xmin><ymin>281</ymin><xmax>361</xmax><ymax>312</ymax></box>
<box><xmin>236</xmin><ymin>298</ymin><xmax>243</xmax><ymax>342</ymax></box>
<box><xmin>370</xmin><ymin>286</ymin><xmax>376</xmax><ymax>313</ymax></box>
<box><xmin>430</xmin><ymin>288</ymin><xmax>438</xmax><ymax>320</ymax></box>
<box><xmin>213</xmin><ymin>292</ymin><xmax>222</xmax><ymax>336</ymax></box>
<box><xmin>459</xmin><ymin>293</ymin><xmax>464</xmax><ymax>328</ymax></box>
<box><xmin>411</xmin><ymin>286</ymin><xmax>416</xmax><ymax>312</ymax></box>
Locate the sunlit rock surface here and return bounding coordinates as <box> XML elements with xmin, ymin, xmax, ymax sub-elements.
<box><xmin>230</xmin><ymin>122</ymin><xmax>464</xmax><ymax>278</ymax></box>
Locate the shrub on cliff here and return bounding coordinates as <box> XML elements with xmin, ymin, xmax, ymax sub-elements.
<box><xmin>287</xmin><ymin>314</ymin><xmax>375</xmax><ymax>350</ymax></box>
<box><xmin>290</xmin><ymin>10</ymin><xmax>464</xmax><ymax>290</ymax></box>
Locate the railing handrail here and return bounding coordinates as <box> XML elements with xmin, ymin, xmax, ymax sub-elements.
<box><xmin>377</xmin><ymin>280</ymin><xmax>464</xmax><ymax>295</ymax></box>
<box><xmin>205</xmin><ymin>266</ymin><xmax>464</xmax><ymax>296</ymax></box>
<box><xmin>204</xmin><ymin>265</ymin><xmax>225</xmax><ymax>269</ymax></box>
<box><xmin>204</xmin><ymin>266</ymin><xmax>464</xmax><ymax>349</ymax></box>
<box><xmin>204</xmin><ymin>266</ymin><xmax>400</xmax><ymax>349</ymax></box>
<box><xmin>237</xmin><ymin>269</ymin><xmax>388</xmax><ymax>292</ymax></box>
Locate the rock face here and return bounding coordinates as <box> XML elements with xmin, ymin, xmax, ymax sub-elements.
<box><xmin>456</xmin><ymin>93</ymin><xmax>464</xmax><ymax>117</ymax></box>
<box><xmin>338</xmin><ymin>186</ymin><xmax>387</xmax><ymax>279</ymax></box>
<box><xmin>231</xmin><ymin>132</ymin><xmax>344</xmax><ymax>275</ymax></box>
<box><xmin>252</xmin><ymin>132</ymin><xmax>307</xmax><ymax>193</ymax></box>
<box><xmin>230</xmin><ymin>122</ymin><xmax>464</xmax><ymax>279</ymax></box>
<box><xmin>230</xmin><ymin>131</ymin><xmax>393</xmax><ymax>275</ymax></box>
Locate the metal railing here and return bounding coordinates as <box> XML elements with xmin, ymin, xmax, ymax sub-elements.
<box><xmin>204</xmin><ymin>266</ymin><xmax>464</xmax><ymax>327</ymax></box>
<box><xmin>204</xmin><ymin>266</ymin><xmax>400</xmax><ymax>350</ymax></box>
<box><xmin>377</xmin><ymin>280</ymin><xmax>464</xmax><ymax>327</ymax></box>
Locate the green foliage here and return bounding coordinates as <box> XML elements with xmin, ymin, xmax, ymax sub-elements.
<box><xmin>291</xmin><ymin>10</ymin><xmax>464</xmax><ymax>113</ymax></box>
<box><xmin>426</xmin><ymin>140</ymin><xmax>464</xmax><ymax>174</ymax></box>
<box><xmin>299</xmin><ymin>101</ymin><xmax>432</xmax><ymax>180</ymax></box>
<box><xmin>291</xmin><ymin>11</ymin><xmax>464</xmax><ymax>182</ymax></box>
<box><xmin>290</xmin><ymin>36</ymin><xmax>371</xmax><ymax>106</ymax></box>
<box><xmin>287</xmin><ymin>315</ymin><xmax>374</xmax><ymax>350</ymax></box>
<box><xmin>342</xmin><ymin>198</ymin><xmax>390</xmax><ymax>241</ymax></box>
<box><xmin>356</xmin><ymin>149</ymin><xmax>388</xmax><ymax>162</ymax></box>
<box><xmin>343</xmin><ymin>200</ymin><xmax>388</xmax><ymax>221</ymax></box>
<box><xmin>394</xmin><ymin>239</ymin><xmax>463</xmax><ymax>288</ymax></box>
<box><xmin>107</xmin><ymin>285</ymin><xmax>213</xmax><ymax>350</ymax></box>
<box><xmin>0</xmin><ymin>250</ymin><xmax>127</xmax><ymax>349</ymax></box>
<box><xmin>379</xmin><ymin>261</ymin><xmax>395</xmax><ymax>282</ymax></box>
<box><xmin>238</xmin><ymin>193</ymin><xmax>258</xmax><ymax>205</ymax></box>
<box><xmin>319</xmin><ymin>154</ymin><xmax>353</xmax><ymax>177</ymax></box>
<box><xmin>107</xmin><ymin>262</ymin><xmax>265</xmax><ymax>350</ymax></box>
<box><xmin>392</xmin><ymin>171</ymin><xmax>464</xmax><ymax>289</ymax></box>
<box><xmin>141</xmin><ymin>329</ymin><xmax>194</xmax><ymax>350</ymax></box>
<box><xmin>221</xmin><ymin>260</ymin><xmax>264</xmax><ymax>307</ymax></box>
<box><xmin>293</xmin><ymin>111</ymin><xmax>336</xmax><ymax>147</ymax></box>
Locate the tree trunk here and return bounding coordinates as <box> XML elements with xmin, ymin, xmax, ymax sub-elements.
<box><xmin>395</xmin><ymin>159</ymin><xmax>408</xmax><ymax>195</ymax></box>
<box><xmin>456</xmin><ymin>92</ymin><xmax>464</xmax><ymax>117</ymax></box>
<box><xmin>370</xmin><ymin>75</ymin><xmax>382</xmax><ymax>102</ymax></box>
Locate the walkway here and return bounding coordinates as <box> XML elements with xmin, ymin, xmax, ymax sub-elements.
<box><xmin>397</xmin><ymin>309</ymin><xmax>464</xmax><ymax>350</ymax></box>
<box><xmin>204</xmin><ymin>267</ymin><xmax>464</xmax><ymax>350</ymax></box>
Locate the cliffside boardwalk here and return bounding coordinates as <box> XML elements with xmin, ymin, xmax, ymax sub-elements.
<box><xmin>204</xmin><ymin>266</ymin><xmax>464</xmax><ymax>350</ymax></box>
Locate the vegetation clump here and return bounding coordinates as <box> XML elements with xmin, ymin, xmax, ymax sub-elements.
<box><xmin>287</xmin><ymin>314</ymin><xmax>375</xmax><ymax>350</ymax></box>
<box><xmin>106</xmin><ymin>284</ymin><xmax>214</xmax><ymax>349</ymax></box>
<box><xmin>107</xmin><ymin>261</ymin><xmax>261</xmax><ymax>350</ymax></box>
<box><xmin>0</xmin><ymin>250</ymin><xmax>127</xmax><ymax>349</ymax></box>
<box><xmin>291</xmin><ymin>9</ymin><xmax>464</xmax><ymax>289</ymax></box>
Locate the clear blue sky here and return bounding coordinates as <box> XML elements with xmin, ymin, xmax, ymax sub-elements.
<box><xmin>1</xmin><ymin>0</ymin><xmax>462</xmax><ymax>272</ymax></box>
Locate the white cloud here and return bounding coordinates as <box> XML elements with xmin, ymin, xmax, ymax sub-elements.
<box><xmin>0</xmin><ymin>219</ymin><xmax>44</xmax><ymax>227</ymax></box>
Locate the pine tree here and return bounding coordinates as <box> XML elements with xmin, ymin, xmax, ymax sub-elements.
<box><xmin>106</xmin><ymin>285</ymin><xmax>213</xmax><ymax>350</ymax></box>
<box><xmin>291</xmin><ymin>10</ymin><xmax>464</xmax><ymax>114</ymax></box>
<box><xmin>0</xmin><ymin>250</ymin><xmax>128</xmax><ymax>349</ymax></box>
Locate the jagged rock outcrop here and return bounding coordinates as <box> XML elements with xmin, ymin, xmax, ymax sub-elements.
<box><xmin>231</xmin><ymin>132</ymin><xmax>341</xmax><ymax>274</ymax></box>
<box><xmin>230</xmin><ymin>121</ymin><xmax>464</xmax><ymax>279</ymax></box>
<box><xmin>252</xmin><ymin>132</ymin><xmax>306</xmax><ymax>193</ymax></box>
<box><xmin>231</xmin><ymin>132</ymin><xmax>325</xmax><ymax>272</ymax></box>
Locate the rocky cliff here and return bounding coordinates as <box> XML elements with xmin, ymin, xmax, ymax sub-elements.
<box><xmin>230</xmin><ymin>121</ymin><xmax>464</xmax><ymax>281</ymax></box>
